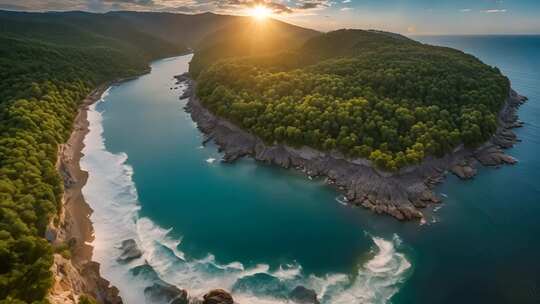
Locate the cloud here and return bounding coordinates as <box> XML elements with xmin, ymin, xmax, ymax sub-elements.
<box><xmin>482</xmin><ymin>9</ymin><xmax>507</xmax><ymax>13</ymax></box>
<box><xmin>340</xmin><ymin>7</ymin><xmax>352</xmax><ymax>11</ymax></box>
<box><xmin>0</xmin><ymin>3</ymin><xmax>29</xmax><ymax>10</ymax></box>
<box><xmin>0</xmin><ymin>0</ymin><xmax>333</xmax><ymax>15</ymax></box>
<box><xmin>341</xmin><ymin>0</ymin><xmax>350</xmax><ymax>3</ymax></box>
<box><xmin>460</xmin><ymin>8</ymin><xmax>471</xmax><ymax>13</ymax></box>
<box><xmin>266</xmin><ymin>1</ymin><xmax>293</xmax><ymax>13</ymax></box>
<box><xmin>217</xmin><ymin>0</ymin><xmax>293</xmax><ymax>14</ymax></box>
<box><xmin>104</xmin><ymin>0</ymin><xmax>155</xmax><ymax>5</ymax></box>
<box><xmin>296</xmin><ymin>0</ymin><xmax>331</xmax><ymax>10</ymax></box>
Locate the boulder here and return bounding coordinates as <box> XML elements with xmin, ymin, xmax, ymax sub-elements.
<box><xmin>288</xmin><ymin>286</ymin><xmax>320</xmax><ymax>304</ymax></box>
<box><xmin>174</xmin><ymin>73</ymin><xmax>190</xmax><ymax>84</ymax></box>
<box><xmin>80</xmin><ymin>261</ymin><xmax>123</xmax><ymax>304</ymax></box>
<box><xmin>144</xmin><ymin>282</ymin><xmax>188</xmax><ymax>304</ymax></box>
<box><xmin>117</xmin><ymin>239</ymin><xmax>142</xmax><ymax>262</ymax></box>
<box><xmin>450</xmin><ymin>162</ymin><xmax>477</xmax><ymax>179</ymax></box>
<box><xmin>202</xmin><ymin>289</ymin><xmax>234</xmax><ymax>304</ymax></box>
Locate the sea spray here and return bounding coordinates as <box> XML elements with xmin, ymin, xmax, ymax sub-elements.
<box><xmin>81</xmin><ymin>90</ymin><xmax>150</xmax><ymax>304</ymax></box>
<box><xmin>132</xmin><ymin>214</ymin><xmax>412</xmax><ymax>303</ymax></box>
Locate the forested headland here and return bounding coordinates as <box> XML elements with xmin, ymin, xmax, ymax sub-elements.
<box><xmin>194</xmin><ymin>29</ymin><xmax>511</xmax><ymax>171</ymax></box>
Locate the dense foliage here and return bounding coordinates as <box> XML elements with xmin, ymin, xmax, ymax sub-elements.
<box><xmin>0</xmin><ymin>11</ymin><xmax>185</xmax><ymax>303</ymax></box>
<box><xmin>196</xmin><ymin>29</ymin><xmax>510</xmax><ymax>171</ymax></box>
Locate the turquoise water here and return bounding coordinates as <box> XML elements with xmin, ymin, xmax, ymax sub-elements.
<box><xmin>81</xmin><ymin>36</ymin><xmax>540</xmax><ymax>304</ymax></box>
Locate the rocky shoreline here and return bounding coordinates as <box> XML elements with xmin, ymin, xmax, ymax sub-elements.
<box><xmin>47</xmin><ymin>68</ymin><xmax>253</xmax><ymax>304</ymax></box>
<box><xmin>180</xmin><ymin>74</ymin><xmax>527</xmax><ymax>221</ymax></box>
<box><xmin>47</xmin><ymin>73</ymin><xmax>148</xmax><ymax>304</ymax></box>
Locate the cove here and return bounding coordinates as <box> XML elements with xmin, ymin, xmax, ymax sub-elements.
<box><xmin>81</xmin><ymin>54</ymin><xmax>412</xmax><ymax>304</ymax></box>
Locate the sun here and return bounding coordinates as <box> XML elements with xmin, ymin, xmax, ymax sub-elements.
<box><xmin>250</xmin><ymin>5</ymin><xmax>272</xmax><ymax>20</ymax></box>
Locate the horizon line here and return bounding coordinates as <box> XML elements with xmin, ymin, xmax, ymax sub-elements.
<box><xmin>1</xmin><ymin>8</ymin><xmax>539</xmax><ymax>36</ymax></box>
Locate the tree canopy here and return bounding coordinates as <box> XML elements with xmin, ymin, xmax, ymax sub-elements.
<box><xmin>0</xmin><ymin>11</ymin><xmax>185</xmax><ymax>303</ymax></box>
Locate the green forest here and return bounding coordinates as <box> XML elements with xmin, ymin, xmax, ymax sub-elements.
<box><xmin>0</xmin><ymin>11</ymin><xmax>184</xmax><ymax>303</ymax></box>
<box><xmin>195</xmin><ymin>29</ymin><xmax>510</xmax><ymax>171</ymax></box>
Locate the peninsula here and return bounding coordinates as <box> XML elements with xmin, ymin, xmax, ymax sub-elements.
<box><xmin>184</xmin><ymin>29</ymin><xmax>527</xmax><ymax>221</ymax></box>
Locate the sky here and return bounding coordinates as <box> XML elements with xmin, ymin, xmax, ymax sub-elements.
<box><xmin>1</xmin><ymin>0</ymin><xmax>539</xmax><ymax>34</ymax></box>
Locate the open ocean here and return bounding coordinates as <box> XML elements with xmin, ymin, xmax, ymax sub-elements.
<box><xmin>81</xmin><ymin>35</ymin><xmax>540</xmax><ymax>303</ymax></box>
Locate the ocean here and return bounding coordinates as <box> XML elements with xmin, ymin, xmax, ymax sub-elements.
<box><xmin>81</xmin><ymin>36</ymin><xmax>540</xmax><ymax>303</ymax></box>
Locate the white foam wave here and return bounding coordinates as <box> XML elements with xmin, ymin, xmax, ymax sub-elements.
<box><xmin>81</xmin><ymin>98</ymin><xmax>149</xmax><ymax>304</ymax></box>
<box><xmin>206</xmin><ymin>157</ymin><xmax>216</xmax><ymax>164</ymax></box>
<box><xmin>315</xmin><ymin>235</ymin><xmax>412</xmax><ymax>304</ymax></box>
<box><xmin>335</xmin><ymin>196</ymin><xmax>348</xmax><ymax>206</ymax></box>
<box><xmin>127</xmin><ymin>210</ymin><xmax>411</xmax><ymax>303</ymax></box>
<box><xmin>273</xmin><ymin>263</ymin><xmax>302</xmax><ymax>281</ymax></box>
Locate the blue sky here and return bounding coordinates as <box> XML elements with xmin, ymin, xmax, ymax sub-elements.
<box><xmin>0</xmin><ymin>0</ymin><xmax>539</xmax><ymax>34</ymax></box>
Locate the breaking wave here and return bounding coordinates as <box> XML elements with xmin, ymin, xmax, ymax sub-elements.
<box><xmin>81</xmin><ymin>88</ymin><xmax>412</xmax><ymax>304</ymax></box>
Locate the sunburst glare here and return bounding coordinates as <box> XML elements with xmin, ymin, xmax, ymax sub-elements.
<box><xmin>249</xmin><ymin>5</ymin><xmax>272</xmax><ymax>20</ymax></box>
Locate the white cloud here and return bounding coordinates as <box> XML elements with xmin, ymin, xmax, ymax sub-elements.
<box><xmin>340</xmin><ymin>6</ymin><xmax>352</xmax><ymax>11</ymax></box>
<box><xmin>342</xmin><ymin>0</ymin><xmax>351</xmax><ymax>3</ymax></box>
<box><xmin>482</xmin><ymin>9</ymin><xmax>507</xmax><ymax>13</ymax></box>
<box><xmin>460</xmin><ymin>8</ymin><xmax>471</xmax><ymax>13</ymax></box>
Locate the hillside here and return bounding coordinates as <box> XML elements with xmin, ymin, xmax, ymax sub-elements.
<box><xmin>0</xmin><ymin>11</ymin><xmax>185</xmax><ymax>59</ymax></box>
<box><xmin>106</xmin><ymin>11</ymin><xmax>241</xmax><ymax>48</ymax></box>
<box><xmin>0</xmin><ymin>10</ymin><xmax>187</xmax><ymax>303</ymax></box>
<box><xmin>188</xmin><ymin>17</ymin><xmax>319</xmax><ymax>76</ymax></box>
<box><xmin>195</xmin><ymin>29</ymin><xmax>510</xmax><ymax>171</ymax></box>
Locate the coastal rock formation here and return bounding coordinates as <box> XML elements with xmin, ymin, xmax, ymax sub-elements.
<box><xmin>202</xmin><ymin>289</ymin><xmax>234</xmax><ymax>304</ymax></box>
<box><xmin>49</xmin><ymin>84</ymin><xmax>130</xmax><ymax>304</ymax></box>
<box><xmin>174</xmin><ymin>72</ymin><xmax>190</xmax><ymax>83</ymax></box>
<box><xmin>175</xmin><ymin>73</ymin><xmax>194</xmax><ymax>99</ymax></box>
<box><xmin>117</xmin><ymin>239</ymin><xmax>143</xmax><ymax>262</ymax></box>
<box><xmin>185</xmin><ymin>78</ymin><xmax>527</xmax><ymax>221</ymax></box>
<box><xmin>450</xmin><ymin>159</ymin><xmax>477</xmax><ymax>180</ymax></box>
<box><xmin>48</xmin><ymin>254</ymin><xmax>122</xmax><ymax>304</ymax></box>
<box><xmin>81</xmin><ymin>262</ymin><xmax>122</xmax><ymax>304</ymax></box>
<box><xmin>475</xmin><ymin>146</ymin><xmax>518</xmax><ymax>166</ymax></box>
<box><xmin>144</xmin><ymin>282</ymin><xmax>189</xmax><ymax>304</ymax></box>
<box><xmin>289</xmin><ymin>286</ymin><xmax>320</xmax><ymax>304</ymax></box>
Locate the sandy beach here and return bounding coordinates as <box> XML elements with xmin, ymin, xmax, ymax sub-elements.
<box><xmin>57</xmin><ymin>84</ymin><xmax>110</xmax><ymax>264</ymax></box>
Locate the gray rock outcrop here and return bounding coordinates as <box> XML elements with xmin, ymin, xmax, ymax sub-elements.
<box><xmin>289</xmin><ymin>286</ymin><xmax>320</xmax><ymax>304</ymax></box>
<box><xmin>117</xmin><ymin>239</ymin><xmax>142</xmax><ymax>262</ymax></box>
<box><xmin>144</xmin><ymin>282</ymin><xmax>189</xmax><ymax>304</ymax></box>
<box><xmin>202</xmin><ymin>289</ymin><xmax>234</xmax><ymax>304</ymax></box>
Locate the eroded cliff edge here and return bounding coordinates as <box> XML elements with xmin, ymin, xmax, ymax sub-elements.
<box><xmin>181</xmin><ymin>75</ymin><xmax>527</xmax><ymax>221</ymax></box>
<box><xmin>47</xmin><ymin>83</ymin><xmax>128</xmax><ymax>304</ymax></box>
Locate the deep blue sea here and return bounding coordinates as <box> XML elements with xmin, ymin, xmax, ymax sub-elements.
<box><xmin>81</xmin><ymin>36</ymin><xmax>540</xmax><ymax>304</ymax></box>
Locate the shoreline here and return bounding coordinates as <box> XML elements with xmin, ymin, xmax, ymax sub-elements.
<box><xmin>48</xmin><ymin>73</ymin><xmax>147</xmax><ymax>304</ymax></box>
<box><xmin>183</xmin><ymin>75</ymin><xmax>527</xmax><ymax>221</ymax></box>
